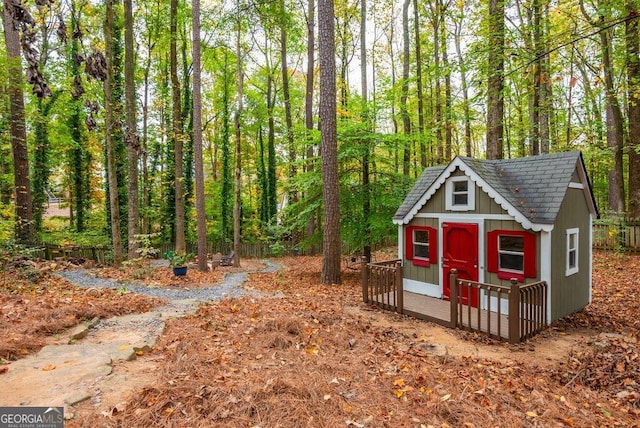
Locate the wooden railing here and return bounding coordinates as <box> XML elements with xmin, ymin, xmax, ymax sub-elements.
<box><xmin>362</xmin><ymin>258</ymin><xmax>403</xmax><ymax>313</ymax></box>
<box><xmin>450</xmin><ymin>270</ymin><xmax>547</xmax><ymax>344</ymax></box>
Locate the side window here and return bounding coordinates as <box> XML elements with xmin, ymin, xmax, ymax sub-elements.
<box><xmin>405</xmin><ymin>226</ymin><xmax>437</xmax><ymax>267</ymax></box>
<box><xmin>445</xmin><ymin>176</ymin><xmax>475</xmax><ymax>211</ymax></box>
<box><xmin>487</xmin><ymin>229</ymin><xmax>536</xmax><ymax>282</ymax></box>
<box><xmin>566</xmin><ymin>228</ymin><xmax>579</xmax><ymax>276</ymax></box>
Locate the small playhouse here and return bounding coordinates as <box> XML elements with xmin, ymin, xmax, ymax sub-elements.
<box><xmin>363</xmin><ymin>151</ymin><xmax>599</xmax><ymax>342</ymax></box>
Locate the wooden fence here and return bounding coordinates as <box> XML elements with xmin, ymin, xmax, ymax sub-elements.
<box><xmin>362</xmin><ymin>261</ymin><xmax>548</xmax><ymax>343</ymax></box>
<box><xmin>361</xmin><ymin>258</ymin><xmax>403</xmax><ymax>312</ymax></box>
<box><xmin>593</xmin><ymin>218</ymin><xmax>640</xmax><ymax>252</ymax></box>
<box><xmin>450</xmin><ymin>271</ymin><xmax>548</xmax><ymax>344</ymax></box>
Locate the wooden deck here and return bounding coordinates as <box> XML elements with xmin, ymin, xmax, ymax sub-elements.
<box><xmin>375</xmin><ymin>291</ymin><xmax>510</xmax><ymax>340</ymax></box>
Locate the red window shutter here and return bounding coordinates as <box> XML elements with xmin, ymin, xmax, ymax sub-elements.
<box><xmin>487</xmin><ymin>230</ymin><xmax>498</xmax><ymax>273</ymax></box>
<box><xmin>405</xmin><ymin>226</ymin><xmax>414</xmax><ymax>260</ymax></box>
<box><xmin>524</xmin><ymin>232</ymin><xmax>536</xmax><ymax>278</ymax></box>
<box><xmin>429</xmin><ymin>226</ymin><xmax>438</xmax><ymax>265</ymax></box>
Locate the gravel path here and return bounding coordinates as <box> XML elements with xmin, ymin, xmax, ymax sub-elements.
<box><xmin>56</xmin><ymin>260</ymin><xmax>280</xmax><ymax>302</ymax></box>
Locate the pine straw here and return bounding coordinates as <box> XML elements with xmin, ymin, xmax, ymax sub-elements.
<box><xmin>0</xmin><ymin>270</ymin><xmax>165</xmax><ymax>361</ymax></box>
<box><xmin>72</xmin><ymin>255</ymin><xmax>639</xmax><ymax>427</ymax></box>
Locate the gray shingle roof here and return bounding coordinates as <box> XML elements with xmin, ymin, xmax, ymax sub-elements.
<box><xmin>393</xmin><ymin>166</ymin><xmax>445</xmax><ymax>221</ymax></box>
<box><xmin>393</xmin><ymin>151</ymin><xmax>596</xmax><ymax>227</ymax></box>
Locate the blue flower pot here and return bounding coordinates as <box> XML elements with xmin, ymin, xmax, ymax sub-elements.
<box><xmin>173</xmin><ymin>266</ymin><xmax>187</xmax><ymax>276</ymax></box>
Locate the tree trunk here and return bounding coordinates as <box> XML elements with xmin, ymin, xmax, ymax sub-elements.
<box><xmin>454</xmin><ymin>16</ymin><xmax>472</xmax><ymax>157</ymax></box>
<box><xmin>192</xmin><ymin>0</ymin><xmax>208</xmax><ymax>271</ymax></box>
<box><xmin>400</xmin><ymin>0</ymin><xmax>411</xmax><ymax>175</ymax></box>
<box><xmin>170</xmin><ymin>0</ymin><xmax>185</xmax><ymax>253</ymax></box>
<box><xmin>628</xmin><ymin>2</ymin><xmax>640</xmax><ymax>217</ymax></box>
<box><xmin>104</xmin><ymin>0</ymin><xmax>123</xmax><ymax>264</ymax></box>
<box><xmin>580</xmin><ymin>1</ymin><xmax>625</xmax><ymax>213</ymax></box>
<box><xmin>3</xmin><ymin>0</ymin><xmax>34</xmax><ymax>244</ymax></box>
<box><xmin>413</xmin><ymin>0</ymin><xmax>426</xmax><ymax>167</ymax></box>
<box><xmin>431</xmin><ymin>0</ymin><xmax>443</xmax><ymax>163</ymax></box>
<box><xmin>281</xmin><ymin>1</ymin><xmax>296</xmax><ymax>208</ymax></box>
<box><xmin>124</xmin><ymin>0</ymin><xmax>139</xmax><ymax>258</ymax></box>
<box><xmin>318</xmin><ymin>0</ymin><xmax>341</xmax><ymax>284</ymax></box>
<box><xmin>233</xmin><ymin>23</ymin><xmax>243</xmax><ymax>268</ymax></box>
<box><xmin>305</xmin><ymin>0</ymin><xmax>317</xmax><ymax>251</ymax></box>
<box><xmin>486</xmin><ymin>0</ymin><xmax>504</xmax><ymax>160</ymax></box>
<box><xmin>441</xmin><ymin>3</ymin><xmax>452</xmax><ymax>161</ymax></box>
<box><xmin>361</xmin><ymin>0</ymin><xmax>371</xmax><ymax>263</ymax></box>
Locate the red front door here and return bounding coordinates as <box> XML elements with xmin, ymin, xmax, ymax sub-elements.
<box><xmin>442</xmin><ymin>222</ymin><xmax>479</xmax><ymax>307</ymax></box>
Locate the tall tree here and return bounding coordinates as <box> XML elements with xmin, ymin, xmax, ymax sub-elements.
<box><xmin>192</xmin><ymin>0</ymin><xmax>207</xmax><ymax>271</ymax></box>
<box><xmin>170</xmin><ymin>0</ymin><xmax>185</xmax><ymax>252</ymax></box>
<box><xmin>453</xmin><ymin>7</ymin><xmax>472</xmax><ymax>157</ymax></box>
<box><xmin>280</xmin><ymin>0</ymin><xmax>296</xmax><ymax>208</ymax></box>
<box><xmin>486</xmin><ymin>0</ymin><xmax>504</xmax><ymax>160</ymax></box>
<box><xmin>626</xmin><ymin>0</ymin><xmax>640</xmax><ymax>217</ymax></box>
<box><xmin>104</xmin><ymin>0</ymin><xmax>123</xmax><ymax>264</ymax></box>
<box><xmin>413</xmin><ymin>0</ymin><xmax>426</xmax><ymax>167</ymax></box>
<box><xmin>233</xmin><ymin>19</ymin><xmax>243</xmax><ymax>267</ymax></box>
<box><xmin>400</xmin><ymin>0</ymin><xmax>411</xmax><ymax>174</ymax></box>
<box><xmin>318</xmin><ymin>0</ymin><xmax>341</xmax><ymax>284</ymax></box>
<box><xmin>3</xmin><ymin>0</ymin><xmax>34</xmax><ymax>243</ymax></box>
<box><xmin>361</xmin><ymin>0</ymin><xmax>371</xmax><ymax>263</ymax></box>
<box><xmin>124</xmin><ymin>0</ymin><xmax>139</xmax><ymax>258</ymax></box>
<box><xmin>305</xmin><ymin>0</ymin><xmax>317</xmax><ymax>249</ymax></box>
<box><xmin>581</xmin><ymin>1</ymin><xmax>625</xmax><ymax>213</ymax></box>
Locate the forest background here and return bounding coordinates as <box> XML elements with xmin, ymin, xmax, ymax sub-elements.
<box><xmin>1</xmin><ymin>0</ymin><xmax>640</xmax><ymax>283</ymax></box>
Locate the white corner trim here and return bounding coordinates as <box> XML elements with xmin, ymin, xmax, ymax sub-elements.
<box><xmin>540</xmin><ymin>230</ymin><xmax>552</xmax><ymax>324</ymax></box>
<box><xmin>568</xmin><ymin>182</ymin><xmax>584</xmax><ymax>189</ymax></box>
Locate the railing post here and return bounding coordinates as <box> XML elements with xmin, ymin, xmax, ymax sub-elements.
<box><xmin>449</xmin><ymin>269</ymin><xmax>458</xmax><ymax>328</ymax></box>
<box><xmin>361</xmin><ymin>256</ymin><xmax>369</xmax><ymax>303</ymax></box>
<box><xmin>395</xmin><ymin>261</ymin><xmax>403</xmax><ymax>314</ymax></box>
<box><xmin>508</xmin><ymin>279</ymin><xmax>520</xmax><ymax>344</ymax></box>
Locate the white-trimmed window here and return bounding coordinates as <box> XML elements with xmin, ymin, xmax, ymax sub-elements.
<box><xmin>446</xmin><ymin>176</ymin><xmax>475</xmax><ymax>211</ymax></box>
<box><xmin>566</xmin><ymin>228</ymin><xmax>579</xmax><ymax>276</ymax></box>
<box><xmin>413</xmin><ymin>229</ymin><xmax>430</xmax><ymax>259</ymax></box>
<box><xmin>498</xmin><ymin>235</ymin><xmax>524</xmax><ymax>274</ymax></box>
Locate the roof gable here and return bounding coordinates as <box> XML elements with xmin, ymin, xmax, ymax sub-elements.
<box><xmin>393</xmin><ymin>151</ymin><xmax>598</xmax><ymax>232</ymax></box>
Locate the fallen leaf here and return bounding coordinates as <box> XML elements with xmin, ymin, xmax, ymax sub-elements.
<box><xmin>526</xmin><ymin>411</ymin><xmax>537</xmax><ymax>417</ymax></box>
<box><xmin>441</xmin><ymin>394</ymin><xmax>451</xmax><ymax>401</ymax></box>
<box><xmin>41</xmin><ymin>364</ymin><xmax>56</xmax><ymax>371</ymax></box>
<box><xmin>394</xmin><ymin>378</ymin><xmax>405</xmax><ymax>387</ymax></box>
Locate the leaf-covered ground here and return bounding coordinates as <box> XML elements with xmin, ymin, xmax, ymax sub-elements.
<box><xmin>0</xmin><ymin>259</ymin><xmax>165</xmax><ymax>362</ymax></box>
<box><xmin>62</xmin><ymin>251</ymin><xmax>638</xmax><ymax>427</ymax></box>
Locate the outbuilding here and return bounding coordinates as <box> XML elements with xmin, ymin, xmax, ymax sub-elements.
<box><xmin>387</xmin><ymin>151</ymin><xmax>598</xmax><ymax>329</ymax></box>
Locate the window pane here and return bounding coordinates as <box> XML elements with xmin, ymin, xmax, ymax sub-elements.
<box><xmin>453</xmin><ymin>194</ymin><xmax>468</xmax><ymax>205</ymax></box>
<box><xmin>454</xmin><ymin>181</ymin><xmax>468</xmax><ymax>192</ymax></box>
<box><xmin>414</xmin><ymin>244</ymin><xmax>429</xmax><ymax>258</ymax></box>
<box><xmin>569</xmin><ymin>250</ymin><xmax>576</xmax><ymax>268</ymax></box>
<box><xmin>569</xmin><ymin>234</ymin><xmax>575</xmax><ymax>249</ymax></box>
<box><xmin>414</xmin><ymin>230</ymin><xmax>429</xmax><ymax>243</ymax></box>
<box><xmin>499</xmin><ymin>235</ymin><xmax>524</xmax><ymax>252</ymax></box>
<box><xmin>500</xmin><ymin>253</ymin><xmax>524</xmax><ymax>271</ymax></box>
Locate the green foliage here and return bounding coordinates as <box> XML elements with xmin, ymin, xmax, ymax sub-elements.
<box><xmin>164</xmin><ymin>250</ymin><xmax>193</xmax><ymax>267</ymax></box>
<box><xmin>133</xmin><ymin>233</ymin><xmax>160</xmax><ymax>260</ymax></box>
<box><xmin>39</xmin><ymin>210</ymin><xmax>110</xmax><ymax>247</ymax></box>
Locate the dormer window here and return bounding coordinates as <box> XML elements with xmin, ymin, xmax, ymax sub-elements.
<box><xmin>446</xmin><ymin>176</ymin><xmax>475</xmax><ymax>211</ymax></box>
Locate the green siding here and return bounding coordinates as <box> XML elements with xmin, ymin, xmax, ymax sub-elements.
<box><xmin>403</xmin><ymin>217</ymin><xmax>439</xmax><ymax>284</ymax></box>
<box><xmin>550</xmin><ymin>186</ymin><xmax>591</xmax><ymax>321</ymax></box>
